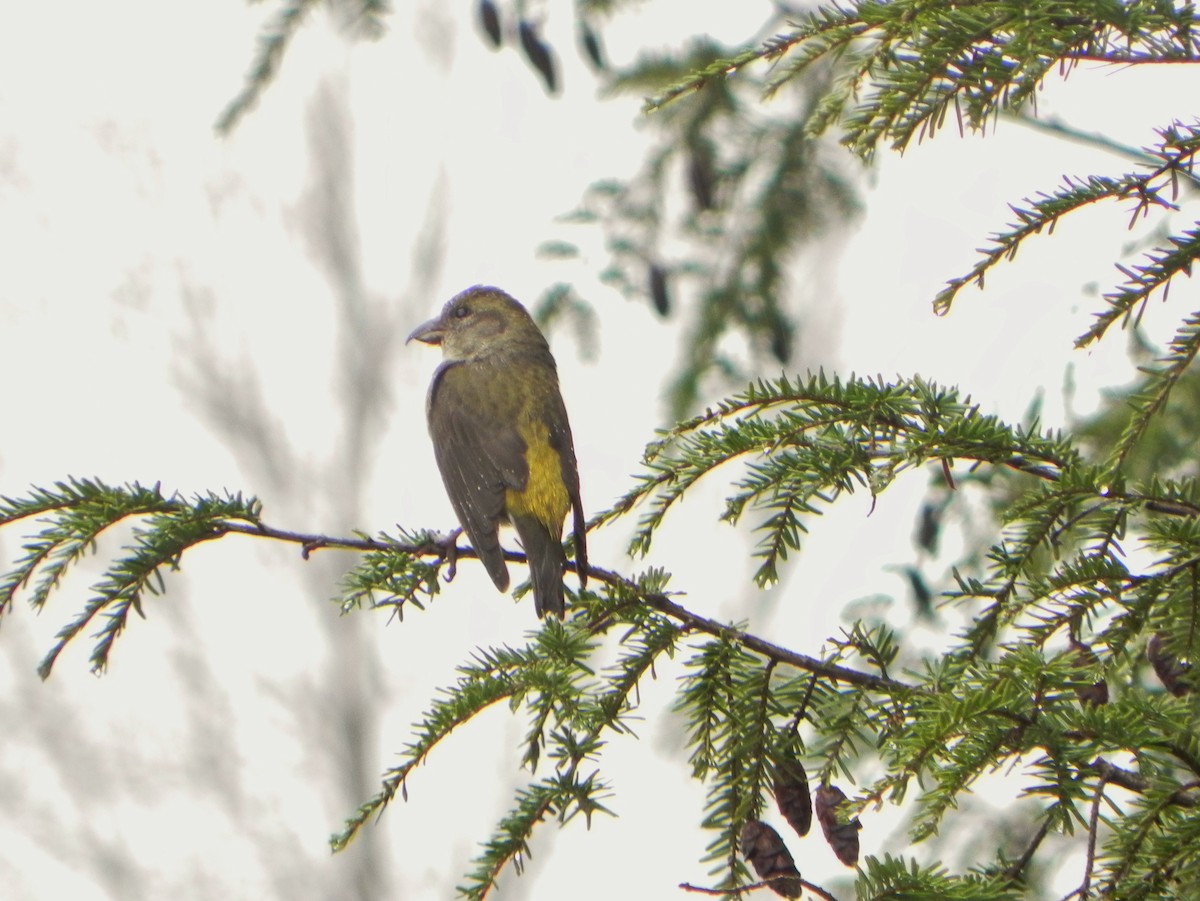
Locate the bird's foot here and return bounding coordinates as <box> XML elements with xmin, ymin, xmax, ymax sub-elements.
<box><xmin>431</xmin><ymin>527</ymin><xmax>463</xmax><ymax>582</ymax></box>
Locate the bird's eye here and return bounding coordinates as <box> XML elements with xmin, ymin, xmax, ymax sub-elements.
<box><xmin>453</xmin><ymin>305</ymin><xmax>471</xmax><ymax>319</ymax></box>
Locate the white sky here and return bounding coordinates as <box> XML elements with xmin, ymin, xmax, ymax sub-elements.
<box><xmin>1</xmin><ymin>2</ymin><xmax>1198</xmax><ymax>899</ymax></box>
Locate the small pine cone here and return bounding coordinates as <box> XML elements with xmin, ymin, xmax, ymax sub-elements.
<box><xmin>648</xmin><ymin>263</ymin><xmax>670</xmax><ymax>317</ymax></box>
<box><xmin>478</xmin><ymin>0</ymin><xmax>501</xmax><ymax>47</ymax></box>
<box><xmin>1070</xmin><ymin>640</ymin><xmax>1109</xmax><ymax>707</ymax></box>
<box><xmin>740</xmin><ymin>819</ymin><xmax>802</xmax><ymax>899</ymax></box>
<box><xmin>1148</xmin><ymin>632</ymin><xmax>1192</xmax><ymax>697</ymax></box>
<box><xmin>579</xmin><ymin>21</ymin><xmax>606</xmax><ymax>71</ymax></box>
<box><xmin>773</xmin><ymin>756</ymin><xmax>813</xmax><ymax>837</ymax></box>
<box><xmin>687</xmin><ymin>147</ymin><xmax>716</xmax><ymax>211</ymax></box>
<box><xmin>518</xmin><ymin>20</ymin><xmax>557</xmax><ymax>93</ymax></box>
<box><xmin>814</xmin><ymin>784</ymin><xmax>861</xmax><ymax>866</ymax></box>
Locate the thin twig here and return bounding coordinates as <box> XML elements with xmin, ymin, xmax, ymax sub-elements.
<box><xmin>636</xmin><ymin>584</ymin><xmax>913</xmax><ymax>694</ymax></box>
<box><xmin>1006</xmin><ymin>113</ymin><xmax>1200</xmax><ymax>191</ymax></box>
<box><xmin>1005</xmin><ymin>818</ymin><xmax>1052</xmax><ymax>884</ymax></box>
<box><xmin>680</xmin><ymin>876</ymin><xmax>840</xmax><ymax>900</ymax></box>
<box><xmin>1078</xmin><ymin>771</ymin><xmax>1109</xmax><ymax>899</ymax></box>
<box><xmin>1089</xmin><ymin>758</ymin><xmax>1200</xmax><ymax>808</ymax></box>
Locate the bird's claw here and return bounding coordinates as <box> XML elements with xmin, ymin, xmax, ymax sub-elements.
<box><xmin>437</xmin><ymin>527</ymin><xmax>463</xmax><ymax>582</ymax></box>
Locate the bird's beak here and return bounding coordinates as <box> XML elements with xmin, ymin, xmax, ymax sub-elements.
<box><xmin>406</xmin><ymin>315</ymin><xmax>445</xmax><ymax>346</ymax></box>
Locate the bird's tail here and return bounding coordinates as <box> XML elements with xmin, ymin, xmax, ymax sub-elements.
<box><xmin>512</xmin><ymin>514</ymin><xmax>566</xmax><ymax>618</ymax></box>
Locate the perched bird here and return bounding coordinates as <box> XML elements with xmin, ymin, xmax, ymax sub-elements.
<box><xmin>407</xmin><ymin>286</ymin><xmax>587</xmax><ymax>617</ymax></box>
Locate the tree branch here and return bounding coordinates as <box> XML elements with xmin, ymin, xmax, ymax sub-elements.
<box><xmin>214</xmin><ymin>520</ymin><xmax>915</xmax><ymax>694</ymax></box>
<box><xmin>1088</xmin><ymin>758</ymin><xmax>1200</xmax><ymax>808</ymax></box>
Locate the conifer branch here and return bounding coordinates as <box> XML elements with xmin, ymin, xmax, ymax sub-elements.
<box><xmin>216</xmin><ymin>0</ymin><xmax>322</xmax><ymax>134</ymax></box>
<box><xmin>644</xmin><ymin>2</ymin><xmax>1200</xmax><ymax>159</ymax></box>
<box><xmin>1106</xmin><ymin>310</ymin><xmax>1200</xmax><ymax>473</ymax></box>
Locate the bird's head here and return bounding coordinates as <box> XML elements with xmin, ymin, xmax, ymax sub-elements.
<box><xmin>407</xmin><ymin>286</ymin><xmax>547</xmax><ymax>362</ymax></box>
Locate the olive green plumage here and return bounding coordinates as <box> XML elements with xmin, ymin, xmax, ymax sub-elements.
<box><xmin>407</xmin><ymin>286</ymin><xmax>587</xmax><ymax>618</ymax></box>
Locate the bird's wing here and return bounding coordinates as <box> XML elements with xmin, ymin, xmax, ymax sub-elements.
<box><xmin>429</xmin><ymin>364</ymin><xmax>528</xmax><ymax>591</ymax></box>
<box><xmin>543</xmin><ymin>394</ymin><xmax>588</xmax><ymax>588</ymax></box>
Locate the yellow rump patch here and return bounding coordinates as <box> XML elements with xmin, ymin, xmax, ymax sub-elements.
<box><xmin>506</xmin><ymin>422</ymin><xmax>570</xmax><ymax>528</ymax></box>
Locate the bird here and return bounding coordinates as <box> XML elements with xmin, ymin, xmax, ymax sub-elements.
<box><xmin>407</xmin><ymin>286</ymin><xmax>587</xmax><ymax>618</ymax></box>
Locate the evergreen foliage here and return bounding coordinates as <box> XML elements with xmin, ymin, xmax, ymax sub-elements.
<box><xmin>548</xmin><ymin>32</ymin><xmax>861</xmax><ymax>418</ymax></box>
<box><xmin>5</xmin><ymin>1</ymin><xmax>1200</xmax><ymax>899</ymax></box>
